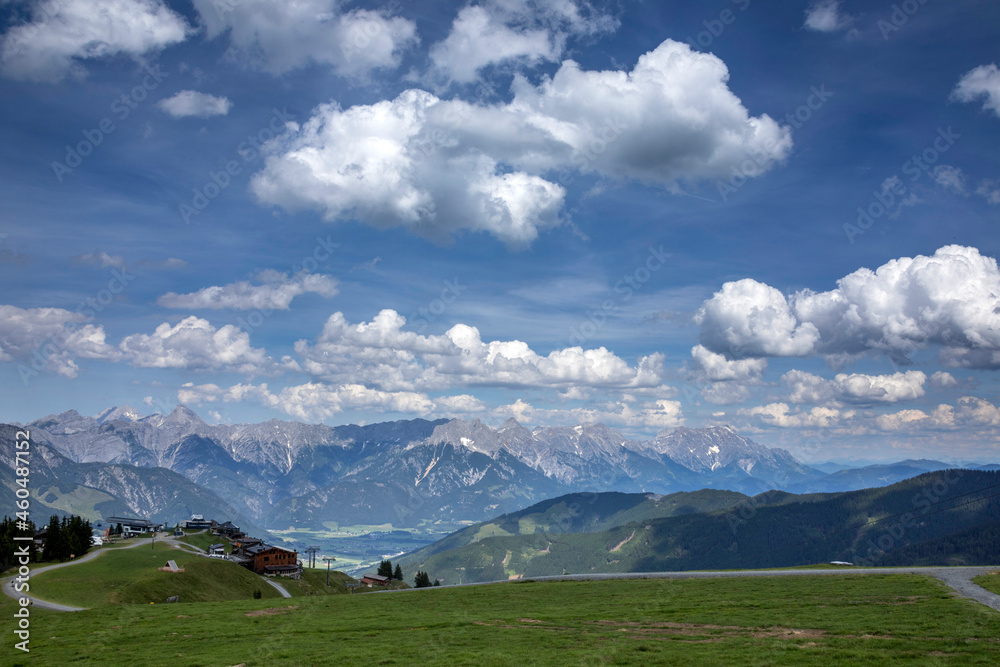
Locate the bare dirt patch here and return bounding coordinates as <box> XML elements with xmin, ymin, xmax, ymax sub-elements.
<box><xmin>610</xmin><ymin>530</ymin><xmax>636</xmax><ymax>553</ymax></box>
<box><xmin>752</xmin><ymin>627</ymin><xmax>826</xmax><ymax>639</ymax></box>
<box><xmin>244</xmin><ymin>606</ymin><xmax>299</xmax><ymax>617</ymax></box>
<box><xmin>589</xmin><ymin>620</ymin><xmax>828</xmax><ymax>640</ymax></box>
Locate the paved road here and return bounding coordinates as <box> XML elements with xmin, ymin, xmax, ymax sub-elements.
<box><xmin>1</xmin><ymin>535</ymin><xmax>154</xmax><ymax>611</ymax></box>
<box><xmin>260</xmin><ymin>576</ymin><xmax>292</xmax><ymax>598</ymax></box>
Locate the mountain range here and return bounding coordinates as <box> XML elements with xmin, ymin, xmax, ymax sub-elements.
<box><xmin>5</xmin><ymin>406</ymin><xmax>997</xmax><ymax>534</ymax></box>
<box><xmin>398</xmin><ymin>470</ymin><xmax>1000</xmax><ymax>584</ymax></box>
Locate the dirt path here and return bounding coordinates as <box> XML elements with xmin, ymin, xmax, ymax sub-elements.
<box><xmin>610</xmin><ymin>530</ymin><xmax>636</xmax><ymax>553</ymax></box>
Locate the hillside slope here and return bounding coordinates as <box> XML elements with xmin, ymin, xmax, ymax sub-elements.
<box><xmin>401</xmin><ymin>470</ymin><xmax>1000</xmax><ymax>584</ymax></box>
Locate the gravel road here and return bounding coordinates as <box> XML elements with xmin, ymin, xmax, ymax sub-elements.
<box><xmin>260</xmin><ymin>576</ymin><xmax>292</xmax><ymax>598</ymax></box>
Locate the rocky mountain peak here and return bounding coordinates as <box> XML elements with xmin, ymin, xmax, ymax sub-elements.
<box><xmin>94</xmin><ymin>405</ymin><xmax>144</xmax><ymax>424</ymax></box>
<box><xmin>646</xmin><ymin>424</ymin><xmax>794</xmax><ymax>474</ymax></box>
<box><xmin>30</xmin><ymin>409</ymin><xmax>97</xmax><ymax>435</ymax></box>
<box><xmin>530</xmin><ymin>423</ymin><xmax>628</xmax><ymax>460</ymax></box>
<box><xmin>422</xmin><ymin>418</ymin><xmax>505</xmax><ymax>455</ymax></box>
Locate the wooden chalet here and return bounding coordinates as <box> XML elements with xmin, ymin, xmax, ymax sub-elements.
<box><xmin>244</xmin><ymin>544</ymin><xmax>300</xmax><ymax>576</ymax></box>
<box><xmin>360</xmin><ymin>574</ymin><xmax>391</xmax><ymax>587</ymax></box>
<box><xmin>231</xmin><ymin>537</ymin><xmax>264</xmax><ymax>555</ymax></box>
<box><xmin>182</xmin><ymin>514</ymin><xmax>213</xmax><ymax>530</ymax></box>
<box><xmin>215</xmin><ymin>521</ymin><xmax>241</xmax><ymax>538</ymax></box>
<box><xmin>106</xmin><ymin>516</ymin><xmax>162</xmax><ymax>535</ymax></box>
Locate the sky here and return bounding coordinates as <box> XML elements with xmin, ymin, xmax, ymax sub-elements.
<box><xmin>0</xmin><ymin>0</ymin><xmax>999</xmax><ymax>464</ymax></box>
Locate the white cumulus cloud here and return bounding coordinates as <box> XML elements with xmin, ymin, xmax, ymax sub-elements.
<box><xmin>179</xmin><ymin>381</ymin><xmax>458</xmax><ymax>422</ymax></box>
<box><xmin>158</xmin><ymin>90</ymin><xmax>232</xmax><ymax>118</ymax></box>
<box><xmin>429</xmin><ymin>0</ymin><xmax>617</xmax><ymax>84</ymax></box>
<box><xmin>876</xmin><ymin>397</ymin><xmax>1000</xmax><ymax>431</ymax></box>
<box><xmin>976</xmin><ymin>178</ymin><xmax>1000</xmax><ymax>205</ymax></box>
<box><xmin>782</xmin><ymin>369</ymin><xmax>926</xmax><ymax>405</ymax></box>
<box><xmin>690</xmin><ymin>344</ymin><xmax>767</xmax><ymax>382</ymax></box>
<box><xmin>158</xmin><ymin>271</ymin><xmax>339</xmax><ymax>310</ymax></box>
<box><xmin>252</xmin><ymin>39</ymin><xmax>791</xmax><ymax>246</ymax></box>
<box><xmin>293</xmin><ymin>309</ymin><xmax>665</xmax><ymax>393</ymax></box>
<box><xmin>737</xmin><ymin>402</ymin><xmax>850</xmax><ymax>429</ymax></box>
<box><xmin>495</xmin><ymin>396</ymin><xmax>683</xmax><ymax>432</ymax></box>
<box><xmin>119</xmin><ymin>316</ymin><xmax>274</xmax><ymax>374</ymax></box>
<box><xmin>0</xmin><ymin>0</ymin><xmax>189</xmax><ymax>82</ymax></box>
<box><xmin>931</xmin><ymin>165</ymin><xmax>967</xmax><ymax>195</ymax></box>
<box><xmin>696</xmin><ymin>245</ymin><xmax>1000</xmax><ymax>369</ymax></box>
<box><xmin>804</xmin><ymin>1</ymin><xmax>852</xmax><ymax>33</ymax></box>
<box><xmin>953</xmin><ymin>63</ymin><xmax>1000</xmax><ymax>118</ymax></box>
<box><xmin>189</xmin><ymin>0</ymin><xmax>417</xmax><ymax>77</ymax></box>
<box><xmin>0</xmin><ymin>304</ymin><xmax>120</xmax><ymax>377</ymax></box>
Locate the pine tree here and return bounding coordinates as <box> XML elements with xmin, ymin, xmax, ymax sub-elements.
<box><xmin>378</xmin><ymin>559</ymin><xmax>393</xmax><ymax>578</ymax></box>
<box><xmin>56</xmin><ymin>517</ymin><xmax>72</xmax><ymax>560</ymax></box>
<box><xmin>42</xmin><ymin>515</ymin><xmax>61</xmax><ymax>561</ymax></box>
<box><xmin>414</xmin><ymin>571</ymin><xmax>431</xmax><ymax>588</ymax></box>
<box><xmin>393</xmin><ymin>563</ymin><xmax>403</xmax><ymax>581</ymax></box>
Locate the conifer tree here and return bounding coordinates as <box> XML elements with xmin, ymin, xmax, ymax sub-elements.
<box><xmin>393</xmin><ymin>563</ymin><xmax>403</xmax><ymax>580</ymax></box>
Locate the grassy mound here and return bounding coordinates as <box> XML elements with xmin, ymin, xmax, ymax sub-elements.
<box><xmin>172</xmin><ymin>530</ymin><xmax>221</xmax><ymax>553</ymax></box>
<box><xmin>29</xmin><ymin>544</ymin><xmax>283</xmax><ymax>606</ymax></box>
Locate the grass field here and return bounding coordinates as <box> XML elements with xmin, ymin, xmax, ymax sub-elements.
<box><xmin>283</xmin><ymin>568</ymin><xmax>357</xmax><ymax>597</ymax></box>
<box><xmin>27</xmin><ymin>543</ymin><xmax>284</xmax><ymax>607</ymax></box>
<box><xmin>974</xmin><ymin>573</ymin><xmax>1000</xmax><ymax>596</ymax></box>
<box><xmin>172</xmin><ymin>530</ymin><xmax>221</xmax><ymax>553</ymax></box>
<box><xmin>5</xmin><ymin>573</ymin><xmax>999</xmax><ymax>665</ymax></box>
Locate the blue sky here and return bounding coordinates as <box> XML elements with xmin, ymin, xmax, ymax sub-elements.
<box><xmin>1</xmin><ymin>0</ymin><xmax>999</xmax><ymax>463</ymax></box>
